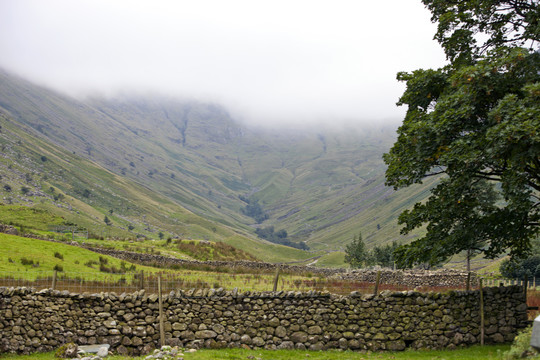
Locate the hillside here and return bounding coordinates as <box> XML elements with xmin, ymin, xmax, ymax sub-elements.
<box><xmin>0</xmin><ymin>111</ymin><xmax>312</xmax><ymax>263</ymax></box>
<box><xmin>0</xmin><ymin>69</ymin><xmax>434</xmax><ymax>263</ymax></box>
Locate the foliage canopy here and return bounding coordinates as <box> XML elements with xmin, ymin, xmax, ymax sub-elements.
<box><xmin>384</xmin><ymin>0</ymin><xmax>540</xmax><ymax>267</ymax></box>
<box><xmin>344</xmin><ymin>233</ymin><xmax>399</xmax><ymax>268</ymax></box>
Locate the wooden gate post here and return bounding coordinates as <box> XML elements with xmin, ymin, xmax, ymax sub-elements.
<box><xmin>52</xmin><ymin>270</ymin><xmax>57</xmax><ymax>290</ymax></box>
<box><xmin>479</xmin><ymin>279</ymin><xmax>484</xmax><ymax>346</ymax></box>
<box><xmin>374</xmin><ymin>271</ymin><xmax>381</xmax><ymax>296</ymax></box>
<box><xmin>273</xmin><ymin>265</ymin><xmax>281</xmax><ymax>292</ymax></box>
<box><xmin>158</xmin><ymin>275</ymin><xmax>165</xmax><ymax>347</ymax></box>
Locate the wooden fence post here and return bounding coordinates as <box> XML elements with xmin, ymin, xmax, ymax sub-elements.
<box><xmin>524</xmin><ymin>275</ymin><xmax>528</xmax><ymax>300</ymax></box>
<box><xmin>374</xmin><ymin>271</ymin><xmax>381</xmax><ymax>296</ymax></box>
<box><xmin>158</xmin><ymin>275</ymin><xmax>165</xmax><ymax>347</ymax></box>
<box><xmin>139</xmin><ymin>270</ymin><xmax>144</xmax><ymax>291</ymax></box>
<box><xmin>273</xmin><ymin>265</ymin><xmax>281</xmax><ymax>292</ymax></box>
<box><xmin>479</xmin><ymin>278</ymin><xmax>484</xmax><ymax>346</ymax></box>
<box><xmin>52</xmin><ymin>270</ymin><xmax>57</xmax><ymax>290</ymax></box>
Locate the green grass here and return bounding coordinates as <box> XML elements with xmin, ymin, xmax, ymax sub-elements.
<box><xmin>0</xmin><ymin>205</ymin><xmax>66</xmax><ymax>232</ymax></box>
<box><xmin>0</xmin><ymin>233</ymin><xmax>150</xmax><ymax>279</ymax></box>
<box><xmin>0</xmin><ymin>344</ymin><xmax>512</xmax><ymax>360</ymax></box>
<box><xmin>0</xmin><ymin>234</ymin><xmax>335</xmax><ymax>292</ymax></box>
<box><xmin>315</xmin><ymin>251</ymin><xmax>347</xmax><ymax>268</ymax></box>
<box><xmin>183</xmin><ymin>345</ymin><xmax>511</xmax><ymax>360</ymax></box>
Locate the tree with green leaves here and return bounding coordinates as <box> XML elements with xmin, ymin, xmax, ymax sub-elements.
<box><xmin>344</xmin><ymin>233</ymin><xmax>370</xmax><ymax>268</ymax></box>
<box><xmin>384</xmin><ymin>0</ymin><xmax>539</xmax><ymax>268</ymax></box>
<box><xmin>371</xmin><ymin>241</ymin><xmax>400</xmax><ymax>269</ymax></box>
<box><xmin>500</xmin><ymin>255</ymin><xmax>540</xmax><ymax>281</ymax></box>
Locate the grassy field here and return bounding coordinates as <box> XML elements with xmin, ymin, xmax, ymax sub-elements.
<box><xmin>0</xmin><ymin>234</ymin><xmax>352</xmax><ymax>294</ymax></box>
<box><xmin>315</xmin><ymin>251</ymin><xmax>346</xmax><ymax>268</ymax></box>
<box><xmin>0</xmin><ymin>345</ymin><xmax>512</xmax><ymax>360</ymax></box>
<box><xmin>0</xmin><ymin>233</ymin><xmax>146</xmax><ymax>276</ymax></box>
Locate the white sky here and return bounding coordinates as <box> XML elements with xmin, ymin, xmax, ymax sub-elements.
<box><xmin>0</xmin><ymin>0</ymin><xmax>447</xmax><ymax>126</ymax></box>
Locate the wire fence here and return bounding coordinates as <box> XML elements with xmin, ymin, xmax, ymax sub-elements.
<box><xmin>0</xmin><ymin>270</ymin><xmax>530</xmax><ymax>295</ymax></box>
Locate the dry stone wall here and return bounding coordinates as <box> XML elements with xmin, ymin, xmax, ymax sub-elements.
<box><xmin>335</xmin><ymin>269</ymin><xmax>478</xmax><ymax>288</ymax></box>
<box><xmin>0</xmin><ymin>285</ymin><xmax>528</xmax><ymax>356</ymax></box>
<box><xmin>86</xmin><ymin>247</ymin><xmax>473</xmax><ymax>288</ymax></box>
<box><xmin>82</xmin><ymin>247</ymin><xmax>342</xmax><ymax>277</ymax></box>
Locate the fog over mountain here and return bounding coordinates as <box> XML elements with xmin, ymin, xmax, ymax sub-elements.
<box><xmin>0</xmin><ymin>0</ymin><xmax>447</xmax><ymax>127</ymax></box>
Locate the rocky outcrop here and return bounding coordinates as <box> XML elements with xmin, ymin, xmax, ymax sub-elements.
<box><xmin>0</xmin><ymin>224</ymin><xmax>18</xmax><ymax>235</ymax></box>
<box><xmin>0</xmin><ymin>285</ymin><xmax>528</xmax><ymax>355</ymax></box>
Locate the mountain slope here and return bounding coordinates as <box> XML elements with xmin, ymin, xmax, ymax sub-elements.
<box><xmin>0</xmin><ymin>69</ymin><xmax>433</xmax><ymax>261</ymax></box>
<box><xmin>0</xmin><ymin>110</ymin><xmax>312</xmax><ymax>263</ymax></box>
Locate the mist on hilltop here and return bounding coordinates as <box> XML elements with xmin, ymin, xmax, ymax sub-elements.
<box><xmin>0</xmin><ymin>0</ymin><xmax>446</xmax><ymax>128</ymax></box>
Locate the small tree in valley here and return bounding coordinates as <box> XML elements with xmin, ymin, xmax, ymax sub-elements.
<box><xmin>344</xmin><ymin>233</ymin><xmax>369</xmax><ymax>268</ymax></box>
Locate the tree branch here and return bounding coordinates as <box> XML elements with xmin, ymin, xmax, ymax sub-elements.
<box><xmin>425</xmin><ymin>170</ymin><xmax>446</xmax><ymax>177</ymax></box>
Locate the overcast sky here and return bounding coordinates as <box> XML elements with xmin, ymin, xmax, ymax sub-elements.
<box><xmin>0</xmin><ymin>0</ymin><xmax>447</xmax><ymax>127</ymax></box>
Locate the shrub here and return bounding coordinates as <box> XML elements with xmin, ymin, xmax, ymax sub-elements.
<box><xmin>99</xmin><ymin>263</ymin><xmax>122</xmax><ymax>274</ymax></box>
<box><xmin>53</xmin><ymin>264</ymin><xmax>63</xmax><ymax>272</ymax></box>
<box><xmin>84</xmin><ymin>260</ymin><xmax>98</xmax><ymax>268</ymax></box>
<box><xmin>120</xmin><ymin>261</ymin><xmax>136</xmax><ymax>272</ymax></box>
<box><xmin>20</xmin><ymin>257</ymin><xmax>34</xmax><ymax>266</ymax></box>
<box><xmin>54</xmin><ymin>252</ymin><xmax>64</xmax><ymax>260</ymax></box>
<box><xmin>503</xmin><ymin>326</ymin><xmax>536</xmax><ymax>359</ymax></box>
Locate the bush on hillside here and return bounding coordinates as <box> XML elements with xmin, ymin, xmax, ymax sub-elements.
<box><xmin>53</xmin><ymin>264</ymin><xmax>63</xmax><ymax>272</ymax></box>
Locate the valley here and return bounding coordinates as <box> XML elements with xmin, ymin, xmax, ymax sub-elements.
<box><xmin>0</xmin><ymin>69</ymin><xmax>435</xmax><ymax>265</ymax></box>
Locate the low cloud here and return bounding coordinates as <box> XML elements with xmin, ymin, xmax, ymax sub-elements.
<box><xmin>0</xmin><ymin>0</ymin><xmax>446</xmax><ymax>127</ymax></box>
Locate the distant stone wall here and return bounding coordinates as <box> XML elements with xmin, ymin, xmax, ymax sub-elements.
<box><xmin>85</xmin><ymin>247</ymin><xmax>474</xmax><ymax>288</ymax></box>
<box><xmin>334</xmin><ymin>269</ymin><xmax>478</xmax><ymax>288</ymax></box>
<box><xmin>82</xmin><ymin>246</ymin><xmax>342</xmax><ymax>276</ymax></box>
<box><xmin>0</xmin><ymin>286</ymin><xmax>528</xmax><ymax>356</ymax></box>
